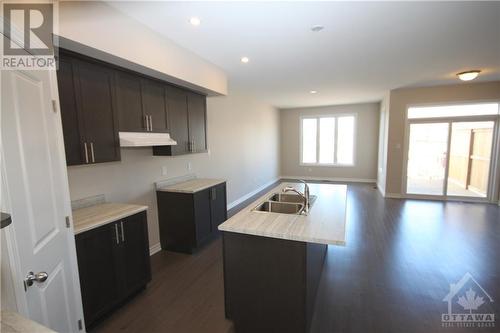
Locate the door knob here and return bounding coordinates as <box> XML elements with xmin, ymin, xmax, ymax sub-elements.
<box><xmin>25</xmin><ymin>271</ymin><xmax>48</xmax><ymax>287</ymax></box>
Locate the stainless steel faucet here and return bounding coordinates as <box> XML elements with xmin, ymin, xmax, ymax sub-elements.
<box><xmin>282</xmin><ymin>180</ymin><xmax>310</xmax><ymax>215</ymax></box>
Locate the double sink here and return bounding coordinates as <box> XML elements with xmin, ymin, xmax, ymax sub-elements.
<box><xmin>253</xmin><ymin>193</ymin><xmax>317</xmax><ymax>215</ymax></box>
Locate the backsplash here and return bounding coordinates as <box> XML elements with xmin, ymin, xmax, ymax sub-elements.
<box><xmin>71</xmin><ymin>194</ymin><xmax>106</xmax><ymax>210</ymax></box>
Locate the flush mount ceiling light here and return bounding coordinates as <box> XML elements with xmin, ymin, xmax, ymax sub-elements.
<box><xmin>311</xmin><ymin>25</ymin><xmax>324</xmax><ymax>32</ymax></box>
<box><xmin>189</xmin><ymin>17</ymin><xmax>201</xmax><ymax>26</ymax></box>
<box><xmin>310</xmin><ymin>90</ymin><xmax>318</xmax><ymax>94</ymax></box>
<box><xmin>457</xmin><ymin>70</ymin><xmax>481</xmax><ymax>81</ymax></box>
<box><xmin>240</xmin><ymin>57</ymin><xmax>250</xmax><ymax>64</ymax></box>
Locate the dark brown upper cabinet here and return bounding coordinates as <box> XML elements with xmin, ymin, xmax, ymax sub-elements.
<box><xmin>141</xmin><ymin>78</ymin><xmax>168</xmax><ymax>132</ymax></box>
<box><xmin>115</xmin><ymin>72</ymin><xmax>169</xmax><ymax>133</ymax></box>
<box><xmin>114</xmin><ymin>70</ymin><xmax>145</xmax><ymax>132</ymax></box>
<box><xmin>154</xmin><ymin>85</ymin><xmax>190</xmax><ymax>155</ymax></box>
<box><xmin>57</xmin><ymin>48</ymin><xmax>207</xmax><ymax>161</ymax></box>
<box><xmin>153</xmin><ymin>87</ymin><xmax>207</xmax><ymax>156</ymax></box>
<box><xmin>58</xmin><ymin>55</ymin><xmax>85</xmax><ymax>166</ymax></box>
<box><xmin>57</xmin><ymin>51</ymin><xmax>120</xmax><ymax>166</ymax></box>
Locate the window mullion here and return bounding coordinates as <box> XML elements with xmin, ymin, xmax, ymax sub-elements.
<box><xmin>316</xmin><ymin>117</ymin><xmax>320</xmax><ymax>164</ymax></box>
<box><xmin>334</xmin><ymin>117</ymin><xmax>338</xmax><ymax>164</ymax></box>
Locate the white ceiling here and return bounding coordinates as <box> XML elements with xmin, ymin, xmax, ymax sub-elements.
<box><xmin>109</xmin><ymin>1</ymin><xmax>500</xmax><ymax>108</ymax></box>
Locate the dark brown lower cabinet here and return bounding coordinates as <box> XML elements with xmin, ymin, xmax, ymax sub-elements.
<box><xmin>223</xmin><ymin>232</ymin><xmax>327</xmax><ymax>333</ymax></box>
<box><xmin>75</xmin><ymin>211</ymin><xmax>151</xmax><ymax>329</ymax></box>
<box><xmin>156</xmin><ymin>182</ymin><xmax>227</xmax><ymax>254</ymax></box>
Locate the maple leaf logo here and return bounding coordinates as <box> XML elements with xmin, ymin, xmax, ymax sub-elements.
<box><xmin>457</xmin><ymin>288</ymin><xmax>485</xmax><ymax>313</ymax></box>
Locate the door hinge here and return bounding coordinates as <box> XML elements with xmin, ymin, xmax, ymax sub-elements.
<box><xmin>51</xmin><ymin>99</ymin><xmax>58</xmax><ymax>113</ymax></box>
<box><xmin>65</xmin><ymin>216</ymin><xmax>71</xmax><ymax>228</ymax></box>
<box><xmin>77</xmin><ymin>319</ymin><xmax>83</xmax><ymax>330</ymax></box>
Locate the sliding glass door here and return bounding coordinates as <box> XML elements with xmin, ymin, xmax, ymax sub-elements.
<box><xmin>447</xmin><ymin>121</ymin><xmax>494</xmax><ymax>198</ymax></box>
<box><xmin>407</xmin><ymin>123</ymin><xmax>449</xmax><ymax>195</ymax></box>
<box><xmin>405</xmin><ymin>103</ymin><xmax>498</xmax><ymax>200</ymax></box>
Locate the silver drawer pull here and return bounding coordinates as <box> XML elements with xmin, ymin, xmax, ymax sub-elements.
<box><xmin>120</xmin><ymin>221</ymin><xmax>125</xmax><ymax>242</ymax></box>
<box><xmin>90</xmin><ymin>142</ymin><xmax>95</xmax><ymax>163</ymax></box>
<box><xmin>84</xmin><ymin>142</ymin><xmax>89</xmax><ymax>163</ymax></box>
<box><xmin>114</xmin><ymin>224</ymin><xmax>119</xmax><ymax>244</ymax></box>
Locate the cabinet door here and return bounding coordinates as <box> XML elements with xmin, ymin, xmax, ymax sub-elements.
<box><xmin>116</xmin><ymin>212</ymin><xmax>152</xmax><ymax>296</ymax></box>
<box><xmin>165</xmin><ymin>85</ymin><xmax>189</xmax><ymax>154</ymax></box>
<box><xmin>74</xmin><ymin>60</ymin><xmax>120</xmax><ymax>163</ymax></box>
<box><xmin>193</xmin><ymin>189</ymin><xmax>212</xmax><ymax>245</ymax></box>
<box><xmin>187</xmin><ymin>92</ymin><xmax>207</xmax><ymax>153</ymax></box>
<box><xmin>114</xmin><ymin>70</ymin><xmax>146</xmax><ymax>132</ymax></box>
<box><xmin>75</xmin><ymin>223</ymin><xmax>120</xmax><ymax>327</ymax></box>
<box><xmin>141</xmin><ymin>79</ymin><xmax>168</xmax><ymax>132</ymax></box>
<box><xmin>210</xmin><ymin>183</ymin><xmax>227</xmax><ymax>230</ymax></box>
<box><xmin>57</xmin><ymin>54</ymin><xmax>86</xmax><ymax>165</ymax></box>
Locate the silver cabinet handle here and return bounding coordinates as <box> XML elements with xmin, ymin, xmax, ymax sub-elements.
<box><xmin>149</xmin><ymin>115</ymin><xmax>153</xmax><ymax>131</ymax></box>
<box><xmin>83</xmin><ymin>142</ymin><xmax>89</xmax><ymax>163</ymax></box>
<box><xmin>144</xmin><ymin>115</ymin><xmax>149</xmax><ymax>131</ymax></box>
<box><xmin>25</xmin><ymin>271</ymin><xmax>48</xmax><ymax>287</ymax></box>
<box><xmin>90</xmin><ymin>142</ymin><xmax>95</xmax><ymax>163</ymax></box>
<box><xmin>114</xmin><ymin>224</ymin><xmax>119</xmax><ymax>244</ymax></box>
<box><xmin>120</xmin><ymin>221</ymin><xmax>125</xmax><ymax>242</ymax></box>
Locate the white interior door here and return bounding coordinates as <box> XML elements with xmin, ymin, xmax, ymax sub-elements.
<box><xmin>1</xmin><ymin>68</ymin><xmax>85</xmax><ymax>332</ymax></box>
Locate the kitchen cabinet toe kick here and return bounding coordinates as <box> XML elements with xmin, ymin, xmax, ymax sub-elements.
<box><xmin>222</xmin><ymin>231</ymin><xmax>327</xmax><ymax>333</ymax></box>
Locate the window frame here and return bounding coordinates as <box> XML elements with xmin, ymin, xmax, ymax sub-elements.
<box><xmin>299</xmin><ymin>113</ymin><xmax>357</xmax><ymax>167</ymax></box>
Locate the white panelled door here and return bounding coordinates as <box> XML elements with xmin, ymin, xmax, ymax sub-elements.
<box><xmin>1</xmin><ymin>68</ymin><xmax>84</xmax><ymax>332</ymax></box>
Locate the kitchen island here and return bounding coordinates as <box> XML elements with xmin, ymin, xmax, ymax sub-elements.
<box><xmin>218</xmin><ymin>182</ymin><xmax>347</xmax><ymax>333</ymax></box>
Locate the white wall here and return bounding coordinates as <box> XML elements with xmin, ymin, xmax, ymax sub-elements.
<box><xmin>67</xmin><ymin>91</ymin><xmax>280</xmax><ymax>249</ymax></box>
<box><xmin>58</xmin><ymin>1</ymin><xmax>227</xmax><ymax>95</ymax></box>
<box><xmin>280</xmin><ymin>102</ymin><xmax>380</xmax><ymax>182</ymax></box>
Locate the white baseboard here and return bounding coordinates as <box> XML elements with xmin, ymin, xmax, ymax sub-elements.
<box><xmin>149</xmin><ymin>242</ymin><xmax>162</xmax><ymax>256</ymax></box>
<box><xmin>227</xmin><ymin>178</ymin><xmax>281</xmax><ymax>210</ymax></box>
<box><xmin>281</xmin><ymin>175</ymin><xmax>376</xmax><ymax>183</ymax></box>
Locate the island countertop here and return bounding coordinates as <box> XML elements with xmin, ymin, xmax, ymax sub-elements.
<box><xmin>218</xmin><ymin>182</ymin><xmax>347</xmax><ymax>246</ymax></box>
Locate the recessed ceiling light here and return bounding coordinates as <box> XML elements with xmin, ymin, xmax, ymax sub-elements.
<box><xmin>310</xmin><ymin>90</ymin><xmax>318</xmax><ymax>94</ymax></box>
<box><xmin>241</xmin><ymin>57</ymin><xmax>250</xmax><ymax>63</ymax></box>
<box><xmin>311</xmin><ymin>25</ymin><xmax>324</xmax><ymax>32</ymax></box>
<box><xmin>189</xmin><ymin>17</ymin><xmax>201</xmax><ymax>26</ymax></box>
<box><xmin>457</xmin><ymin>70</ymin><xmax>481</xmax><ymax>81</ymax></box>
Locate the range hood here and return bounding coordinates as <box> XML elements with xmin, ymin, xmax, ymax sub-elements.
<box><xmin>119</xmin><ymin>132</ymin><xmax>177</xmax><ymax>147</ymax></box>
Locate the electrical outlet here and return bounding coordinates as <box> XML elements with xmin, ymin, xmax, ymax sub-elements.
<box><xmin>161</xmin><ymin>166</ymin><xmax>168</xmax><ymax>176</ymax></box>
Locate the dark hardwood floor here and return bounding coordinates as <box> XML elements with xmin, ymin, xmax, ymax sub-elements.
<box><xmin>94</xmin><ymin>183</ymin><xmax>499</xmax><ymax>333</ymax></box>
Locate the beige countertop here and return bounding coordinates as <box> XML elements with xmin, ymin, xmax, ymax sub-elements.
<box><xmin>157</xmin><ymin>178</ymin><xmax>226</xmax><ymax>193</ymax></box>
<box><xmin>218</xmin><ymin>182</ymin><xmax>347</xmax><ymax>246</ymax></box>
<box><xmin>72</xmin><ymin>203</ymin><xmax>148</xmax><ymax>235</ymax></box>
<box><xmin>1</xmin><ymin>311</ymin><xmax>56</xmax><ymax>333</ymax></box>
